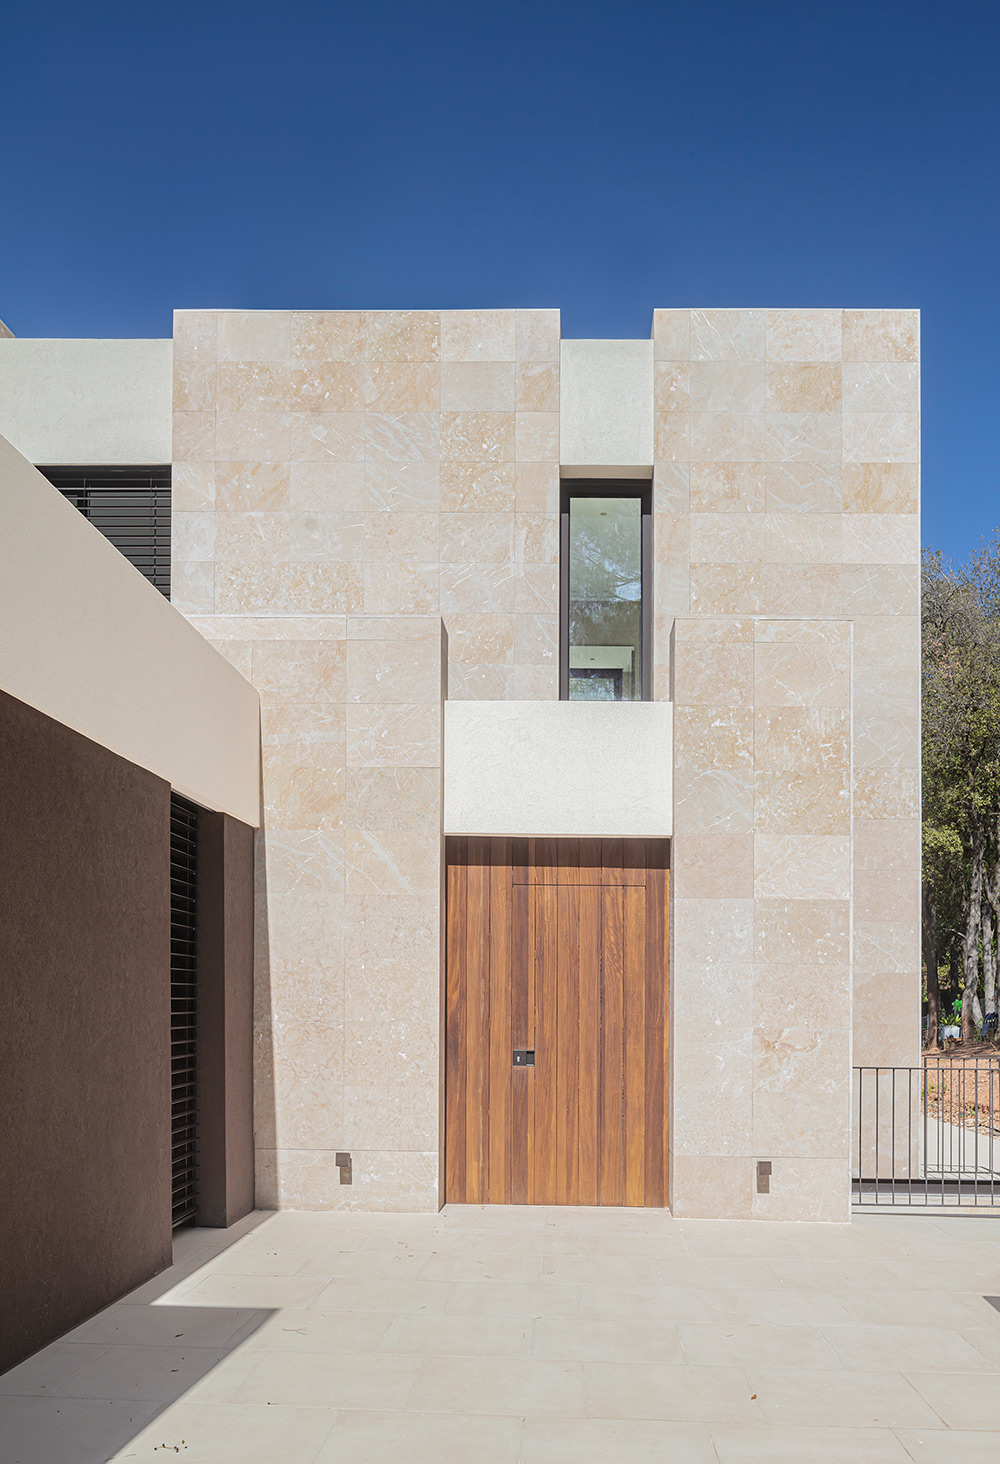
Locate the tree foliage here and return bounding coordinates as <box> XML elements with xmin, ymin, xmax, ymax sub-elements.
<box><xmin>922</xmin><ymin>540</ymin><xmax>1000</xmax><ymax>1043</ymax></box>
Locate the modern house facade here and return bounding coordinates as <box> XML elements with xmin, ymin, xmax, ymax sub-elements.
<box><xmin>0</xmin><ymin>306</ymin><xmax>920</xmax><ymax>1360</ymax></box>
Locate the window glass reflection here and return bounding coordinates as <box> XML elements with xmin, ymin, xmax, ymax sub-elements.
<box><xmin>567</xmin><ymin>495</ymin><xmax>642</xmax><ymax>701</ymax></box>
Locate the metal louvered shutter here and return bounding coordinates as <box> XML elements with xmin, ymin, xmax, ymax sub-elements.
<box><xmin>39</xmin><ymin>465</ymin><xmax>171</xmax><ymax>597</ymax></box>
<box><xmin>169</xmin><ymin>793</ymin><xmax>198</xmax><ymax>1227</ymax></box>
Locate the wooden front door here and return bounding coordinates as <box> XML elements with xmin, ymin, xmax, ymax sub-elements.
<box><xmin>445</xmin><ymin>837</ymin><xmax>669</xmax><ymax>1207</ymax></box>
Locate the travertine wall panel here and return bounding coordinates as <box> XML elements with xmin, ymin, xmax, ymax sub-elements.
<box><xmin>658</xmin><ymin>308</ymin><xmax>920</xmax><ymax>1219</ymax></box>
<box><xmin>175</xmin><ymin>308</ymin><xmax>559</xmax><ymax>1210</ymax></box>
<box><xmin>670</xmin><ymin>616</ymin><xmax>854</xmax><ymax>1221</ymax></box>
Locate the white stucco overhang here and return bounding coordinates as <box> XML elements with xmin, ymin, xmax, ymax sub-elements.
<box><xmin>444</xmin><ymin>699</ymin><xmax>673</xmax><ymax>838</ymax></box>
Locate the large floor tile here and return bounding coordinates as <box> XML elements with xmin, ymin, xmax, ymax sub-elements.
<box><xmin>315</xmin><ymin>1409</ymin><xmax>521</xmax><ymax>1462</ymax></box>
<box><xmin>380</xmin><ymin>1311</ymin><xmax>532</xmax><ymax>1357</ymax></box>
<box><xmin>962</xmin><ymin>1326</ymin><xmax>1000</xmax><ymax>1367</ymax></box>
<box><xmin>309</xmin><ymin>1276</ymin><xmax>455</xmax><ymax>1313</ymax></box>
<box><xmin>838</xmin><ymin>1289</ymin><xmax>1000</xmax><ymax>1329</ymax></box>
<box><xmin>584</xmin><ymin>1361</ymin><xmax>762</xmax><ymax>1424</ymax></box>
<box><xmin>0</xmin><ymin>1396</ymin><xmax>159</xmax><ymax>1464</ymax></box>
<box><xmin>579</xmin><ymin>1283</ymin><xmax>716</xmax><ymax>1322</ymax></box>
<box><xmin>295</xmin><ymin>1247</ymin><xmax>433</xmax><ymax>1280</ymax></box>
<box><xmin>532</xmin><ymin>1317</ymin><xmax>683</xmax><ymax>1363</ymax></box>
<box><xmin>904</xmin><ymin>1371</ymin><xmax>1000</xmax><ymax>1430</ymax></box>
<box><xmin>705</xmin><ymin>1286</ymin><xmax>854</xmax><ymax>1326</ymax></box>
<box><xmin>658</xmin><ymin>1258</ymin><xmax>784</xmax><ymax>1290</ymax></box>
<box><xmin>745</xmin><ymin>1366</ymin><xmax>943</xmax><ymax>1429</ymax></box>
<box><xmin>417</xmin><ymin>1251</ymin><xmax>542</xmax><ymax>1283</ymax></box>
<box><xmin>445</xmin><ymin>1279</ymin><xmax>581</xmax><ymax>1317</ymax></box>
<box><xmin>63</xmin><ymin>1302</ymin><xmax>265</xmax><ymax>1348</ymax></box>
<box><xmin>406</xmin><ymin>1354</ymin><xmax>585</xmax><ymax>1416</ymax></box>
<box><xmin>51</xmin><ymin>1344</ymin><xmax>232</xmax><ymax>1402</ymax></box>
<box><xmin>766</xmin><ymin>1257</ymin><xmax>902</xmax><ymax>1290</ymax></box>
<box><xmin>110</xmin><ymin>1400</ymin><xmax>338</xmax><ymax>1463</ymax></box>
<box><xmin>234</xmin><ymin>1307</ymin><xmax>393</xmax><ymax>1353</ymax></box>
<box><xmin>678</xmin><ymin>1320</ymin><xmax>840</xmax><ymax>1369</ymax></box>
<box><xmin>230</xmin><ymin>1350</ymin><xmax>424</xmax><ymax>1409</ymax></box>
<box><xmin>711</xmin><ymin>1422</ymin><xmax>914</xmax><ymax>1460</ymax></box>
<box><xmin>0</xmin><ymin>1343</ymin><xmax>110</xmax><ymax>1397</ymax></box>
<box><xmin>520</xmin><ymin>1416</ymin><xmax>718</xmax><ymax>1462</ymax></box>
<box><xmin>893</xmin><ymin>1428</ymin><xmax>1000</xmax><ymax>1461</ymax></box>
<box><xmin>541</xmin><ymin>1253</ymin><xmax>664</xmax><ymax>1286</ymax></box>
<box><xmin>164</xmin><ymin>1273</ymin><xmax>329</xmax><ymax>1309</ymax></box>
<box><xmin>819</xmin><ymin>1323</ymin><xmax>998</xmax><ymax>1372</ymax></box>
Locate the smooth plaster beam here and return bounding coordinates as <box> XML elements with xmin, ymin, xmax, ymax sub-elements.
<box><xmin>444</xmin><ymin>699</ymin><xmax>672</xmax><ymax>837</ymax></box>
<box><xmin>559</xmin><ymin>338</ymin><xmax>654</xmax><ymax>475</ymax></box>
<box><xmin>0</xmin><ymin>338</ymin><xmax>172</xmax><ymax>464</ymax></box>
<box><xmin>0</xmin><ymin>434</ymin><xmax>260</xmax><ymax>825</ymax></box>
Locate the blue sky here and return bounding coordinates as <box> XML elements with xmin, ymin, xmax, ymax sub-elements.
<box><xmin>2</xmin><ymin>1</ymin><xmax>997</xmax><ymax>562</ymax></box>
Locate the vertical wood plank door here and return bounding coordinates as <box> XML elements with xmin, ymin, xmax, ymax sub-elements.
<box><xmin>445</xmin><ymin>837</ymin><xmax>669</xmax><ymax>1207</ymax></box>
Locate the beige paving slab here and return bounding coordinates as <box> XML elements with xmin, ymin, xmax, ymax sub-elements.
<box><xmin>379</xmin><ymin>1311</ymin><xmax>532</xmax><ymax>1357</ymax></box>
<box><xmin>962</xmin><ymin>1326</ymin><xmax>1000</xmax><ymax>1367</ymax></box>
<box><xmin>572</xmin><ymin>1230</ymin><xmax>690</xmax><ymax>1258</ymax></box>
<box><xmin>162</xmin><ymin>1273</ymin><xmax>329</xmax><ymax>1309</ymax></box>
<box><xmin>295</xmin><ymin>1246</ymin><xmax>433</xmax><ymax>1279</ymax></box>
<box><xmin>903</xmin><ymin>1370</ymin><xmax>1000</xmax><ymax>1430</ymax></box>
<box><xmin>208</xmin><ymin>1244</ymin><xmax>335</xmax><ymax>1276</ymax></box>
<box><xmin>745</xmin><ymin>1366</ymin><xmax>943</xmax><ymax>1428</ymax></box>
<box><xmin>468</xmin><ymin>1228</ymin><xmax>582</xmax><ymax>1256</ymax></box>
<box><xmin>579</xmin><ymin>1282</ymin><xmax>718</xmax><ymax>1322</ymax></box>
<box><xmin>532</xmin><ymin>1317</ymin><xmax>684</xmax><ymax>1363</ymax></box>
<box><xmin>110</xmin><ymin>1400</ymin><xmax>338</xmax><ymax>1463</ymax></box>
<box><xmin>406</xmin><ymin>1353</ymin><xmax>585</xmax><ymax>1416</ymax></box>
<box><xmin>819</xmin><ymin>1323</ymin><xmax>998</xmax><ymax>1372</ymax></box>
<box><xmin>711</xmin><ymin>1422</ymin><xmax>914</xmax><ymax>1460</ymax></box>
<box><xmin>893</xmin><ymin>1428</ymin><xmax>1000</xmax><ymax>1462</ymax></box>
<box><xmin>584</xmin><ymin>1360</ymin><xmax>763</xmax><ymax>1423</ymax></box>
<box><xmin>62</xmin><ymin>1302</ymin><xmax>265</xmax><ymax>1348</ymax></box>
<box><xmin>230</xmin><ymin>1349</ymin><xmax>424</xmax><ymax>1409</ymax></box>
<box><xmin>520</xmin><ymin>1416</ymin><xmax>719</xmax><ymax>1462</ymax></box>
<box><xmin>445</xmin><ymin>1279</ymin><xmax>582</xmax><ymax>1317</ymax></box>
<box><xmin>309</xmin><ymin>1276</ymin><xmax>455</xmax><ymax>1313</ymax></box>
<box><xmin>837</xmin><ymin>1288</ymin><xmax>1000</xmax><ymax>1329</ymax></box>
<box><xmin>51</xmin><ymin>1344</ymin><xmax>233</xmax><ymax>1402</ymax></box>
<box><xmin>706</xmin><ymin>1286</ymin><xmax>855</xmax><ymax>1326</ymax></box>
<box><xmin>678</xmin><ymin>1320</ymin><xmax>840</xmax><ymax>1369</ymax></box>
<box><xmin>766</xmin><ymin>1257</ymin><xmax>902</xmax><ymax>1290</ymax></box>
<box><xmin>0</xmin><ymin>1343</ymin><xmax>111</xmax><ymax>1396</ymax></box>
<box><xmin>0</xmin><ymin>1396</ymin><xmax>159</xmax><ymax>1464</ymax></box>
<box><xmin>314</xmin><ymin>1408</ymin><xmax>522</xmax><ymax>1462</ymax></box>
<box><xmin>232</xmin><ymin>1306</ymin><xmax>393</xmax><ymax>1353</ymax></box>
<box><xmin>417</xmin><ymin>1250</ymin><xmax>543</xmax><ymax>1282</ymax></box>
<box><xmin>542</xmin><ymin>1253</ymin><xmax>664</xmax><ymax>1286</ymax></box>
<box><xmin>658</xmin><ymin>1257</ymin><xmax>785</xmax><ymax>1289</ymax></box>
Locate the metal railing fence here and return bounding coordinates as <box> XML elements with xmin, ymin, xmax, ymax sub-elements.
<box><xmin>853</xmin><ymin>1060</ymin><xmax>1000</xmax><ymax>1207</ymax></box>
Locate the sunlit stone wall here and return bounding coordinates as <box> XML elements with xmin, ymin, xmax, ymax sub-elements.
<box><xmin>654</xmin><ymin>308</ymin><xmax>920</xmax><ymax>1219</ymax></box>
<box><xmin>171</xmin><ymin>307</ymin><xmax>561</xmax><ymax>1210</ymax></box>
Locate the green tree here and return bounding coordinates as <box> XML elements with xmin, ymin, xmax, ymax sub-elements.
<box><xmin>922</xmin><ymin>542</ymin><xmax>1000</xmax><ymax>1044</ymax></box>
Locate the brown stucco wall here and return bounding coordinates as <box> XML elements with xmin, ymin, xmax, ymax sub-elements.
<box><xmin>0</xmin><ymin>689</ymin><xmax>172</xmax><ymax>1373</ymax></box>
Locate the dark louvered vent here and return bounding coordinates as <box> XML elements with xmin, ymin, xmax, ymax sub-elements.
<box><xmin>38</xmin><ymin>465</ymin><xmax>171</xmax><ymax>597</ymax></box>
<box><xmin>170</xmin><ymin>793</ymin><xmax>199</xmax><ymax>1227</ymax></box>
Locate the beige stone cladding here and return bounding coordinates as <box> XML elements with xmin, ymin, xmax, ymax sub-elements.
<box><xmin>172</xmin><ymin>308</ymin><xmax>560</xmax><ymax>1210</ymax></box>
<box><xmin>657</xmin><ymin>308</ymin><xmax>920</xmax><ymax>1219</ymax></box>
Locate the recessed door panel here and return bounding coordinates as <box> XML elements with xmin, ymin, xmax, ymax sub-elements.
<box><xmin>445</xmin><ymin>836</ymin><xmax>669</xmax><ymax>1206</ymax></box>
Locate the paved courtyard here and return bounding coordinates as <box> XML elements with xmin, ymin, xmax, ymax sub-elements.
<box><xmin>1</xmin><ymin>1204</ymin><xmax>1000</xmax><ymax>1462</ymax></box>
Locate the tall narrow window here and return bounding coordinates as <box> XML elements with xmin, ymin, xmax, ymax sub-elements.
<box><xmin>560</xmin><ymin>481</ymin><xmax>651</xmax><ymax>700</ymax></box>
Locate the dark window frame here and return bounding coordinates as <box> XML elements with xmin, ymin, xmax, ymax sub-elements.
<box><xmin>559</xmin><ymin>478</ymin><xmax>653</xmax><ymax>701</ymax></box>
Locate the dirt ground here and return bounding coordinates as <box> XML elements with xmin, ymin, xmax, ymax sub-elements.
<box><xmin>921</xmin><ymin>1048</ymin><xmax>1000</xmax><ymax>1134</ymax></box>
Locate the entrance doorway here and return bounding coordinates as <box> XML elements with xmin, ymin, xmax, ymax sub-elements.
<box><xmin>445</xmin><ymin>837</ymin><xmax>669</xmax><ymax>1206</ymax></box>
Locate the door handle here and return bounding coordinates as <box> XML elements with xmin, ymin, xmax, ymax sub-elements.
<box><xmin>512</xmin><ymin>1049</ymin><xmax>535</xmax><ymax>1066</ymax></box>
